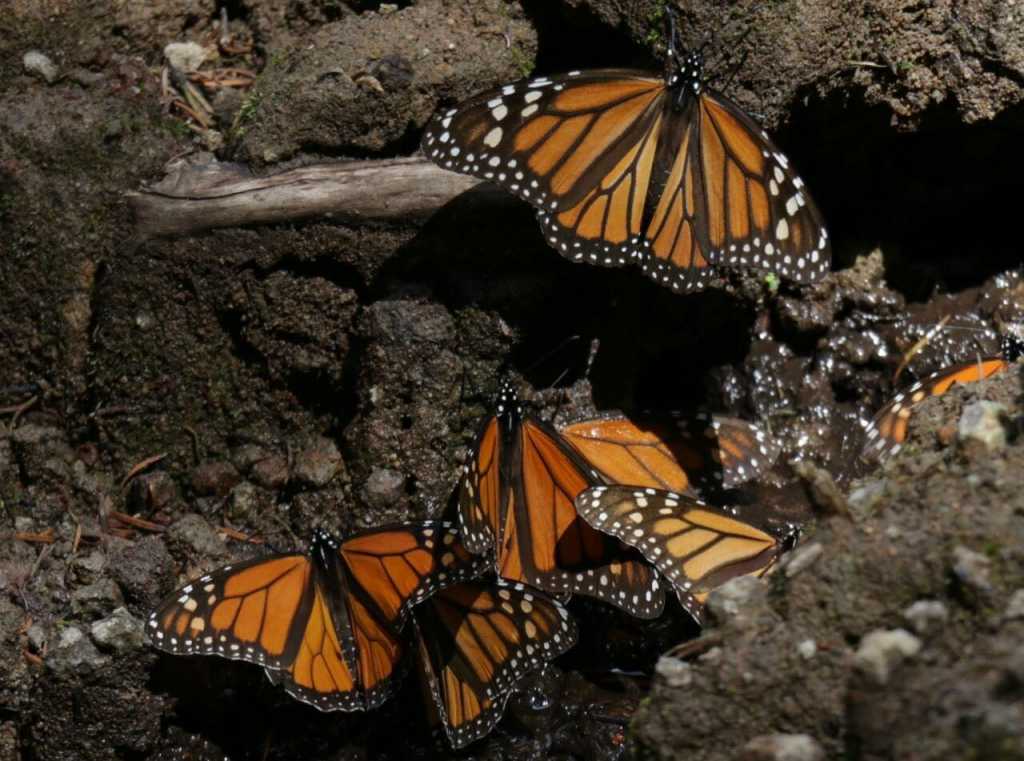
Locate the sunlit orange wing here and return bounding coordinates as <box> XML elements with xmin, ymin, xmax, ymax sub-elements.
<box><xmin>560</xmin><ymin>413</ymin><xmax>779</xmax><ymax>494</ymax></box>
<box><xmin>576</xmin><ymin>485</ymin><xmax>798</xmax><ymax>624</ymax></box>
<box><xmin>862</xmin><ymin>356</ymin><xmax>1012</xmax><ymax>461</ymax></box>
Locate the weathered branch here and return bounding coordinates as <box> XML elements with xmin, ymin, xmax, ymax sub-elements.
<box><xmin>126</xmin><ymin>155</ymin><xmax>488</xmax><ymax>240</ymax></box>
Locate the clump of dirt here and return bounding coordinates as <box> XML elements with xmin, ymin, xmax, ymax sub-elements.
<box><xmin>631</xmin><ymin>366</ymin><xmax>1024</xmax><ymax>760</ymax></box>
<box><xmin>3</xmin><ymin>1</ymin><xmax>1024</xmax><ymax>760</ymax></box>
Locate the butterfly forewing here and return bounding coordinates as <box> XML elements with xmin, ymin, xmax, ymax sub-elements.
<box><xmin>458</xmin><ymin>417</ymin><xmax>502</xmax><ymax>556</ymax></box>
<box><xmin>575</xmin><ymin>485</ymin><xmax>794</xmax><ymax>624</ymax></box>
<box><xmin>559</xmin><ymin>413</ymin><xmax>780</xmax><ymax>494</ymax></box>
<box><xmin>413</xmin><ymin>579</ymin><xmax>578</xmax><ymax>748</ymax></box>
<box><xmin>694</xmin><ymin>91</ymin><xmax>830</xmax><ymax>284</ymax></box>
<box><xmin>147</xmin><ymin>553</ymin><xmax>312</xmax><ymax>668</ymax></box>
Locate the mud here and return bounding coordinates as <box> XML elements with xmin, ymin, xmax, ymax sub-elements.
<box><xmin>2</xmin><ymin>1</ymin><xmax>1023</xmax><ymax>760</ymax></box>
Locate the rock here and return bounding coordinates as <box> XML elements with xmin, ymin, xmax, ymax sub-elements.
<box><xmin>293</xmin><ymin>436</ymin><xmax>344</xmax><ymax>488</ymax></box>
<box><xmin>22</xmin><ymin>51</ymin><xmax>59</xmax><ymax>84</ymax></box>
<box><xmin>783</xmin><ymin>542</ymin><xmax>823</xmax><ymax>578</ymax></box>
<box><xmin>654</xmin><ymin>656</ymin><xmax>692</xmax><ymax>688</ymax></box>
<box><xmin>853</xmin><ymin>629</ymin><xmax>922</xmax><ymax>686</ymax></box>
<box><xmin>190</xmin><ymin>461</ymin><xmax>240</xmax><ymax>497</ymax></box>
<box><xmin>902</xmin><ymin>600</ymin><xmax>949</xmax><ymax>635</ymax></box>
<box><xmin>1004</xmin><ymin>589</ymin><xmax>1024</xmax><ymax>621</ymax></box>
<box><xmin>70</xmin><ymin>578</ymin><xmax>124</xmax><ymax>619</ymax></box>
<box><xmin>127</xmin><ymin>471</ymin><xmax>178</xmax><ymax>512</ymax></box>
<box><xmin>47</xmin><ymin>627</ymin><xmax>109</xmax><ymax>674</ymax></box>
<box><xmin>362</xmin><ymin>467</ymin><xmax>405</xmax><ymax>507</ymax></box>
<box><xmin>90</xmin><ymin>607</ymin><xmax>145</xmax><ymax>652</ymax></box>
<box><xmin>251</xmin><ymin>455</ymin><xmax>289</xmax><ymax>489</ymax></box>
<box><xmin>166</xmin><ymin>513</ymin><xmax>226</xmax><ymax>560</ymax></box>
<box><xmin>952</xmin><ymin>545</ymin><xmax>992</xmax><ymax>592</ymax></box>
<box><xmin>10</xmin><ymin>424</ymin><xmax>63</xmax><ymax>446</ymax></box>
<box><xmin>739</xmin><ymin>734</ymin><xmax>825</xmax><ymax>761</ymax></box>
<box><xmin>68</xmin><ymin>549</ymin><xmax>106</xmax><ymax>585</ymax></box>
<box><xmin>26</xmin><ymin>623</ymin><xmax>48</xmax><ymax>653</ymax></box>
<box><xmin>107</xmin><ymin>535</ymin><xmax>176</xmax><ymax>609</ymax></box>
<box><xmin>163</xmin><ymin>42</ymin><xmax>207</xmax><ymax>72</ymax></box>
<box><xmin>957</xmin><ymin>401</ymin><xmax>1008</xmax><ymax>452</ymax></box>
<box><xmin>705</xmin><ymin>575</ymin><xmax>767</xmax><ymax>625</ymax></box>
<box><xmin>797</xmin><ymin>639</ymin><xmax>817</xmax><ymax>660</ymax></box>
<box><xmin>226</xmin><ymin>480</ymin><xmax>259</xmax><ymax>520</ymax></box>
<box><xmin>848</xmin><ymin>479</ymin><xmax>886</xmax><ymax>514</ymax></box>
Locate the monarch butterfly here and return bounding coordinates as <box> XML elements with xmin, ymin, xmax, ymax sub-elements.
<box><xmin>459</xmin><ymin>379</ymin><xmax>666</xmax><ymax>619</ymax></box>
<box><xmin>147</xmin><ymin>522</ymin><xmax>481</xmax><ymax>712</ymax></box>
<box><xmin>421</xmin><ymin>7</ymin><xmax>830</xmax><ymax>293</ymax></box>
<box><xmin>575</xmin><ymin>485</ymin><xmax>798</xmax><ymax>624</ymax></box>
<box><xmin>862</xmin><ymin>333</ymin><xmax>1023</xmax><ymax>462</ymax></box>
<box><xmin>560</xmin><ymin>413</ymin><xmax>780</xmax><ymax>494</ymax></box>
<box><xmin>413</xmin><ymin>579</ymin><xmax>577</xmax><ymax>748</ymax></box>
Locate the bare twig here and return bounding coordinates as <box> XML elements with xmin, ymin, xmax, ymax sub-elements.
<box><xmin>120</xmin><ymin>452</ymin><xmax>168</xmax><ymax>489</ymax></box>
<box><xmin>127</xmin><ymin>156</ymin><xmax>491</xmax><ymax>240</ymax></box>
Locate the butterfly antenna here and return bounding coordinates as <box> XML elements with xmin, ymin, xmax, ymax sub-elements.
<box><xmin>522</xmin><ymin>334</ymin><xmax>582</xmax><ymax>377</ymax></box>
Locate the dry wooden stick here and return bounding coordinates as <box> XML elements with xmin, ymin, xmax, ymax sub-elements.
<box><xmin>128</xmin><ymin>156</ymin><xmax>492</xmax><ymax>240</ymax></box>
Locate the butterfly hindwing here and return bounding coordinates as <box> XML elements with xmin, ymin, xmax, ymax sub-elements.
<box><xmin>413</xmin><ymin>579</ymin><xmax>578</xmax><ymax>749</ymax></box>
<box><xmin>575</xmin><ymin>485</ymin><xmax>795</xmax><ymax>624</ymax></box>
<box><xmin>862</xmin><ymin>356</ymin><xmax>1013</xmax><ymax>462</ymax></box>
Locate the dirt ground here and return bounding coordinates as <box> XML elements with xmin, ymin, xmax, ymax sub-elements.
<box><xmin>2</xmin><ymin>1</ymin><xmax>1024</xmax><ymax>760</ymax></box>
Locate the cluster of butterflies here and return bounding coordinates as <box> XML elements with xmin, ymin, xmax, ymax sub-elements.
<box><xmin>148</xmin><ymin>377</ymin><xmax>797</xmax><ymax>747</ymax></box>
<box><xmin>146</xmin><ymin>4</ymin><xmax>1024</xmax><ymax>752</ymax></box>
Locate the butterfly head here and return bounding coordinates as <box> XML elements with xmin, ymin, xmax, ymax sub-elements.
<box><xmin>495</xmin><ymin>378</ymin><xmax>524</xmax><ymax>426</ymax></box>
<box><xmin>310</xmin><ymin>527</ymin><xmax>340</xmax><ymax>564</ymax></box>
<box><xmin>1001</xmin><ymin>331</ymin><xmax>1024</xmax><ymax>362</ymax></box>
<box><xmin>663</xmin><ymin>5</ymin><xmax>704</xmax><ymax>100</ymax></box>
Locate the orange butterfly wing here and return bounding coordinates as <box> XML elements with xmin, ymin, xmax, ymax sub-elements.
<box><xmin>560</xmin><ymin>413</ymin><xmax>779</xmax><ymax>494</ymax></box>
<box><xmin>576</xmin><ymin>485</ymin><xmax>797</xmax><ymax>624</ymax></box>
<box><xmin>862</xmin><ymin>357</ymin><xmax>1011</xmax><ymax>461</ymax></box>
<box><xmin>413</xmin><ymin>580</ymin><xmax>578</xmax><ymax>748</ymax></box>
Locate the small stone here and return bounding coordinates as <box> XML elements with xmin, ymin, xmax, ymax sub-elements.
<box><xmin>740</xmin><ymin>733</ymin><xmax>825</xmax><ymax>761</ymax></box>
<box><xmin>227</xmin><ymin>480</ymin><xmax>259</xmax><ymax>520</ymax></box>
<box><xmin>1004</xmin><ymin>589</ymin><xmax>1024</xmax><ymax>621</ymax></box>
<box><xmin>23</xmin><ymin>50</ymin><xmax>59</xmax><ymax>83</ymax></box>
<box><xmin>68</xmin><ymin>549</ymin><xmax>106</xmax><ymax>585</ymax></box>
<box><xmin>957</xmin><ymin>400</ymin><xmax>1008</xmax><ymax>452</ymax></box>
<box><xmin>127</xmin><ymin>471</ymin><xmax>178</xmax><ymax>512</ymax></box>
<box><xmin>783</xmin><ymin>542</ymin><xmax>823</xmax><ymax>578</ymax></box>
<box><xmin>251</xmin><ymin>455</ymin><xmax>289</xmax><ymax>489</ymax></box>
<box><xmin>14</xmin><ymin>516</ymin><xmax>35</xmax><ymax>533</ymax></box>
<box><xmin>705</xmin><ymin>575</ymin><xmax>767</xmax><ymax>624</ymax></box>
<box><xmin>654</xmin><ymin>655</ymin><xmax>692</xmax><ymax>688</ymax></box>
<box><xmin>90</xmin><ymin>607</ymin><xmax>145</xmax><ymax>652</ymax></box>
<box><xmin>848</xmin><ymin>479</ymin><xmax>886</xmax><ymax>514</ymax></box>
<box><xmin>231</xmin><ymin>444</ymin><xmax>267</xmax><ymax>473</ymax></box>
<box><xmin>166</xmin><ymin>514</ymin><xmax>227</xmax><ymax>561</ymax></box>
<box><xmin>27</xmin><ymin>623</ymin><xmax>48</xmax><ymax>652</ymax></box>
<box><xmin>797</xmin><ymin>639</ymin><xmax>817</xmax><ymax>659</ymax></box>
<box><xmin>70</xmin><ymin>578</ymin><xmax>124</xmax><ymax>619</ymax></box>
<box><xmin>47</xmin><ymin>626</ymin><xmax>110</xmax><ymax>674</ymax></box>
<box><xmin>362</xmin><ymin>467</ymin><xmax>405</xmax><ymax>506</ymax></box>
<box><xmin>292</xmin><ymin>437</ymin><xmax>344</xmax><ymax>488</ymax></box>
<box><xmin>902</xmin><ymin>600</ymin><xmax>949</xmax><ymax>635</ymax></box>
<box><xmin>163</xmin><ymin>42</ymin><xmax>207</xmax><ymax>72</ymax></box>
<box><xmin>952</xmin><ymin>545</ymin><xmax>992</xmax><ymax>592</ymax></box>
<box><xmin>10</xmin><ymin>424</ymin><xmax>62</xmax><ymax>445</ymax></box>
<box><xmin>191</xmin><ymin>461</ymin><xmax>240</xmax><ymax>497</ymax></box>
<box><xmin>379</xmin><ymin>3</ymin><xmax>399</xmax><ymax>12</ymax></box>
<box><xmin>853</xmin><ymin>628</ymin><xmax>922</xmax><ymax>685</ymax></box>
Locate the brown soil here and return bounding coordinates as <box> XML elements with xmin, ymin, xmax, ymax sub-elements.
<box><xmin>1</xmin><ymin>1</ymin><xmax>1023</xmax><ymax>760</ymax></box>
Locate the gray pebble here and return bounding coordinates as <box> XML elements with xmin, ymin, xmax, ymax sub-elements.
<box><xmin>740</xmin><ymin>733</ymin><xmax>826</xmax><ymax>761</ymax></box>
<box><xmin>958</xmin><ymin>400</ymin><xmax>1008</xmax><ymax>452</ymax></box>
<box><xmin>90</xmin><ymin>607</ymin><xmax>145</xmax><ymax>652</ymax></box>
<box><xmin>853</xmin><ymin>628</ymin><xmax>922</xmax><ymax>685</ymax></box>
<box><xmin>22</xmin><ymin>50</ymin><xmax>59</xmax><ymax>84</ymax></box>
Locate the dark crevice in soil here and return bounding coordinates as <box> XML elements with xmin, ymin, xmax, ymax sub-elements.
<box><xmin>781</xmin><ymin>89</ymin><xmax>1024</xmax><ymax>300</ymax></box>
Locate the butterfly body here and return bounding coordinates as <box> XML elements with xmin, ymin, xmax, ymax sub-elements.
<box><xmin>422</xmin><ymin>10</ymin><xmax>830</xmax><ymax>292</ymax></box>
<box><xmin>458</xmin><ymin>380</ymin><xmax>666</xmax><ymax>618</ymax></box>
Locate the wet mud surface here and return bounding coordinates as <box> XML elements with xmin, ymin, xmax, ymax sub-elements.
<box><xmin>2</xmin><ymin>1</ymin><xmax>1024</xmax><ymax>760</ymax></box>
